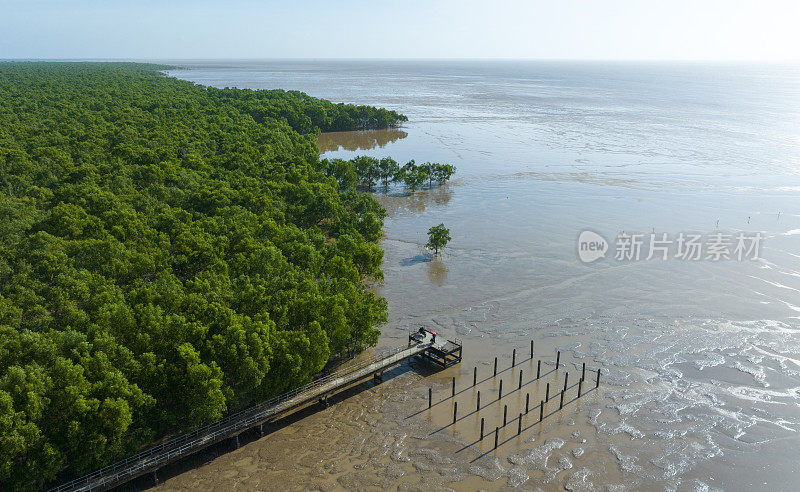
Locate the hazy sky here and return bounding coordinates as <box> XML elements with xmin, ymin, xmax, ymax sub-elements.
<box><xmin>2</xmin><ymin>0</ymin><xmax>799</xmax><ymax>61</ymax></box>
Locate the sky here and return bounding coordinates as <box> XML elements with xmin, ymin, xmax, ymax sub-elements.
<box><xmin>1</xmin><ymin>0</ymin><xmax>799</xmax><ymax>61</ymax></box>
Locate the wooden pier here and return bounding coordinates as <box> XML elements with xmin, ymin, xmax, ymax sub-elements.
<box><xmin>51</xmin><ymin>330</ymin><xmax>462</xmax><ymax>492</ymax></box>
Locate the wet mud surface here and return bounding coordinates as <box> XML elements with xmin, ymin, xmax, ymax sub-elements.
<box><xmin>157</xmin><ymin>61</ymin><xmax>800</xmax><ymax>490</ymax></box>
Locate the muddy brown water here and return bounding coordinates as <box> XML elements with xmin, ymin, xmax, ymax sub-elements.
<box><xmin>316</xmin><ymin>128</ymin><xmax>408</xmax><ymax>154</ymax></box>
<box><xmin>155</xmin><ymin>60</ymin><xmax>800</xmax><ymax>490</ymax></box>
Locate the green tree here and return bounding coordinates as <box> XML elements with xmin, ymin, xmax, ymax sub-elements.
<box><xmin>353</xmin><ymin>156</ymin><xmax>380</xmax><ymax>190</ymax></box>
<box><xmin>426</xmin><ymin>224</ymin><xmax>451</xmax><ymax>255</ymax></box>
<box><xmin>403</xmin><ymin>168</ymin><xmax>426</xmax><ymax>191</ymax></box>
<box><xmin>321</xmin><ymin>158</ymin><xmax>358</xmax><ymax>191</ymax></box>
<box><xmin>432</xmin><ymin>163</ymin><xmax>456</xmax><ymax>184</ymax></box>
<box><xmin>419</xmin><ymin>162</ymin><xmax>434</xmax><ymax>187</ymax></box>
<box><xmin>377</xmin><ymin>157</ymin><xmax>399</xmax><ymax>189</ymax></box>
<box><xmin>397</xmin><ymin>161</ymin><xmax>426</xmax><ymax>191</ymax></box>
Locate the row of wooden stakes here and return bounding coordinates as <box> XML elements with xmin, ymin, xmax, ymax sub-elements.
<box><xmin>427</xmin><ymin>343</ymin><xmax>601</xmax><ymax>450</ymax></box>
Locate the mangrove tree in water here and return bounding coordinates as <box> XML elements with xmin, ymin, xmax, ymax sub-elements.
<box><xmin>426</xmin><ymin>224</ymin><xmax>452</xmax><ymax>256</ymax></box>
<box><xmin>320</xmin><ymin>157</ymin><xmax>456</xmax><ymax>192</ymax></box>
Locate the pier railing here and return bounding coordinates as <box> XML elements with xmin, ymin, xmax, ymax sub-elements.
<box><xmin>50</xmin><ymin>344</ymin><xmax>413</xmax><ymax>492</ymax></box>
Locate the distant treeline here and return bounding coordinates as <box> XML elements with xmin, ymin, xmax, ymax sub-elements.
<box><xmin>0</xmin><ymin>62</ymin><xmax>402</xmax><ymax>490</ymax></box>
<box><xmin>208</xmin><ymin>87</ymin><xmax>407</xmax><ymax>134</ymax></box>
<box><xmin>322</xmin><ymin>156</ymin><xmax>456</xmax><ymax>191</ymax></box>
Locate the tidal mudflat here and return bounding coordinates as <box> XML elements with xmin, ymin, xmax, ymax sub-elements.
<box><xmin>158</xmin><ymin>60</ymin><xmax>800</xmax><ymax>490</ymax></box>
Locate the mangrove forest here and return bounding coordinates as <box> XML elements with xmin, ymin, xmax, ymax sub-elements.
<box><xmin>0</xmin><ymin>62</ymin><xmax>407</xmax><ymax>490</ymax></box>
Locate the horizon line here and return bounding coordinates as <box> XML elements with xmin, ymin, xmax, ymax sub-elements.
<box><xmin>2</xmin><ymin>57</ymin><xmax>800</xmax><ymax>65</ymax></box>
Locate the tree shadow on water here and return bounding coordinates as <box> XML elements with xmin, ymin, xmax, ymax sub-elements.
<box><xmin>379</xmin><ymin>186</ymin><xmax>454</xmax><ymax>216</ymax></box>
<box><xmin>400</xmin><ymin>254</ymin><xmax>431</xmax><ymax>267</ymax></box>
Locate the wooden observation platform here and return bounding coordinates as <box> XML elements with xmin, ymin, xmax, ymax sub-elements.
<box><xmin>409</xmin><ymin>328</ymin><xmax>463</xmax><ymax>367</ymax></box>
<box><xmin>51</xmin><ymin>329</ymin><xmax>461</xmax><ymax>492</ymax></box>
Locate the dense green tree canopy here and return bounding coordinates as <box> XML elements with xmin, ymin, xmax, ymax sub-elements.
<box><xmin>206</xmin><ymin>86</ymin><xmax>407</xmax><ymax>134</ymax></box>
<box><xmin>0</xmin><ymin>62</ymin><xmax>402</xmax><ymax>490</ymax></box>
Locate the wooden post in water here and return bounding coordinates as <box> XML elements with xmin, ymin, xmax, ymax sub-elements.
<box><xmin>539</xmin><ymin>400</ymin><xmax>544</xmax><ymax>422</ymax></box>
<box><xmin>545</xmin><ymin>383</ymin><xmax>549</xmax><ymax>401</ymax></box>
<box><xmin>581</xmin><ymin>362</ymin><xmax>586</xmax><ymax>381</ymax></box>
<box><xmin>452</xmin><ymin>377</ymin><xmax>455</xmax><ymax>397</ymax></box>
<box><xmin>499</xmin><ymin>379</ymin><xmax>503</xmax><ymax>399</ymax></box>
<box><xmin>503</xmin><ymin>404</ymin><xmax>508</xmax><ymax>426</ymax></box>
<box><xmin>530</xmin><ymin>340</ymin><xmax>534</xmax><ymax>358</ymax></box>
<box><xmin>428</xmin><ymin>388</ymin><xmax>432</xmax><ymax>408</ymax></box>
<box><xmin>563</xmin><ymin>372</ymin><xmax>569</xmax><ymax>393</ymax></box>
<box><xmin>473</xmin><ymin>367</ymin><xmax>477</xmax><ymax>386</ymax></box>
<box><xmin>477</xmin><ymin>391</ymin><xmax>481</xmax><ymax>411</ymax></box>
<box><xmin>453</xmin><ymin>401</ymin><xmax>457</xmax><ymax>423</ymax></box>
<box><xmin>495</xmin><ymin>427</ymin><xmax>499</xmax><ymax>449</ymax></box>
<box><xmin>518</xmin><ymin>413</ymin><xmax>522</xmax><ymax>435</ymax></box>
<box><xmin>559</xmin><ymin>390</ymin><xmax>564</xmax><ymax>409</ymax></box>
<box><xmin>480</xmin><ymin>418</ymin><xmax>484</xmax><ymax>440</ymax></box>
<box><xmin>519</xmin><ymin>369</ymin><xmax>523</xmax><ymax>389</ymax></box>
<box><xmin>596</xmin><ymin>368</ymin><xmax>601</xmax><ymax>388</ymax></box>
<box><xmin>512</xmin><ymin>348</ymin><xmax>516</xmax><ymax>367</ymax></box>
<box><xmin>556</xmin><ymin>351</ymin><xmax>560</xmax><ymax>369</ymax></box>
<box><xmin>493</xmin><ymin>357</ymin><xmax>497</xmax><ymax>376</ymax></box>
<box><xmin>525</xmin><ymin>393</ymin><xmax>530</xmax><ymax>414</ymax></box>
<box><xmin>537</xmin><ymin>360</ymin><xmax>541</xmax><ymax>379</ymax></box>
<box><xmin>578</xmin><ymin>380</ymin><xmax>582</xmax><ymax>398</ymax></box>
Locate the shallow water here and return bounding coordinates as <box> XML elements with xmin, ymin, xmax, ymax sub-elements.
<box><xmin>316</xmin><ymin>128</ymin><xmax>408</xmax><ymax>153</ymax></box>
<box><xmin>159</xmin><ymin>60</ymin><xmax>800</xmax><ymax>490</ymax></box>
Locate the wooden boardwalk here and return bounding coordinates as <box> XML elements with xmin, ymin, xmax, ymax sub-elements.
<box><xmin>51</xmin><ymin>331</ymin><xmax>461</xmax><ymax>492</ymax></box>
